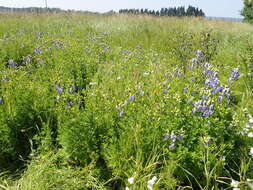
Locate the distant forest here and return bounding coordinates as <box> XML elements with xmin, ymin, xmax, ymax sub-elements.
<box><xmin>0</xmin><ymin>6</ymin><xmax>65</xmax><ymax>13</ymax></box>
<box><xmin>0</xmin><ymin>6</ymin><xmax>205</xmax><ymax>17</ymax></box>
<box><xmin>119</xmin><ymin>6</ymin><xmax>205</xmax><ymax>17</ymax></box>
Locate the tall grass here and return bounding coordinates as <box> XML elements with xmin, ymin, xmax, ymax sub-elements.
<box><xmin>0</xmin><ymin>12</ymin><xmax>253</xmax><ymax>189</ymax></box>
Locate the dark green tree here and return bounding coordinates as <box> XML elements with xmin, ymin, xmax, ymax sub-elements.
<box><xmin>242</xmin><ymin>0</ymin><xmax>253</xmax><ymax>23</ymax></box>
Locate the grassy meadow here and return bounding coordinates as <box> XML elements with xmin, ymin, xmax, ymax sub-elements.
<box><xmin>1</xmin><ymin>13</ymin><xmax>253</xmax><ymax>189</ymax></box>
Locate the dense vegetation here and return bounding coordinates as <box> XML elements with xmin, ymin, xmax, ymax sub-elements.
<box><xmin>119</xmin><ymin>6</ymin><xmax>205</xmax><ymax>17</ymax></box>
<box><xmin>242</xmin><ymin>0</ymin><xmax>253</xmax><ymax>23</ymax></box>
<box><xmin>0</xmin><ymin>13</ymin><xmax>253</xmax><ymax>190</ymax></box>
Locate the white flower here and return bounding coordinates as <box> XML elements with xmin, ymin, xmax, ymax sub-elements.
<box><xmin>233</xmin><ymin>188</ymin><xmax>240</xmax><ymax>190</ymax></box>
<box><xmin>128</xmin><ymin>177</ymin><xmax>134</xmax><ymax>184</ymax></box>
<box><xmin>248</xmin><ymin>132</ymin><xmax>253</xmax><ymax>137</ymax></box>
<box><xmin>147</xmin><ymin>176</ymin><xmax>157</xmax><ymax>190</ymax></box>
<box><xmin>250</xmin><ymin>148</ymin><xmax>253</xmax><ymax>156</ymax></box>
<box><xmin>125</xmin><ymin>187</ymin><xmax>130</xmax><ymax>190</ymax></box>
<box><xmin>249</xmin><ymin>118</ymin><xmax>253</xmax><ymax>124</ymax></box>
<box><xmin>231</xmin><ymin>179</ymin><xmax>239</xmax><ymax>188</ymax></box>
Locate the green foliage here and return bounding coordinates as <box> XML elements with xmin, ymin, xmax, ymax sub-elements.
<box><xmin>242</xmin><ymin>0</ymin><xmax>253</xmax><ymax>23</ymax></box>
<box><xmin>0</xmin><ymin>13</ymin><xmax>253</xmax><ymax>190</ymax></box>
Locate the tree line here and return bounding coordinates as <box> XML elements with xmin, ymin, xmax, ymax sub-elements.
<box><xmin>119</xmin><ymin>6</ymin><xmax>205</xmax><ymax>17</ymax></box>
<box><xmin>0</xmin><ymin>6</ymin><xmax>67</xmax><ymax>13</ymax></box>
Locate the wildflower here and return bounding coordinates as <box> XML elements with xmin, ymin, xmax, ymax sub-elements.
<box><xmin>249</xmin><ymin>118</ymin><xmax>253</xmax><ymax>124</ymax></box>
<box><xmin>193</xmin><ymin>100</ymin><xmax>214</xmax><ymax>117</ymax></box>
<box><xmin>69</xmin><ymin>85</ymin><xmax>77</xmax><ymax>94</ymax></box>
<box><xmin>56</xmin><ymin>95</ymin><xmax>60</xmax><ymax>101</ymax></box>
<box><xmin>189</xmin><ymin>58</ymin><xmax>197</xmax><ymax>70</ymax></box>
<box><xmin>163</xmin><ymin>90</ymin><xmax>168</xmax><ymax>95</ymax></box>
<box><xmin>125</xmin><ymin>187</ymin><xmax>130</xmax><ymax>190</ymax></box>
<box><xmin>139</xmin><ymin>91</ymin><xmax>144</xmax><ymax>96</ymax></box>
<box><xmin>168</xmin><ymin>143</ymin><xmax>175</xmax><ymax>150</ymax></box>
<box><xmin>143</xmin><ymin>72</ymin><xmax>150</xmax><ymax>76</ymax></box>
<box><xmin>164</xmin><ymin>134</ymin><xmax>169</xmax><ymax>141</ymax></box>
<box><xmin>128</xmin><ymin>177</ymin><xmax>134</xmax><ymax>184</ymax></box>
<box><xmin>229</xmin><ymin>68</ymin><xmax>239</xmax><ymax>82</ymax></box>
<box><xmin>55</xmin><ymin>84</ymin><xmax>63</xmax><ymax>95</ymax></box>
<box><xmin>171</xmin><ymin>134</ymin><xmax>177</xmax><ymax>143</ymax></box>
<box><xmin>195</xmin><ymin>50</ymin><xmax>203</xmax><ymax>60</ymax></box>
<box><xmin>119</xmin><ymin>109</ymin><xmax>124</xmax><ymax>117</ymax></box>
<box><xmin>8</xmin><ymin>59</ymin><xmax>16</xmax><ymax>67</ymax></box>
<box><xmin>34</xmin><ymin>47</ymin><xmax>41</xmax><ymax>55</ymax></box>
<box><xmin>129</xmin><ymin>95</ymin><xmax>135</xmax><ymax>102</ymax></box>
<box><xmin>147</xmin><ymin>176</ymin><xmax>157</xmax><ymax>190</ymax></box>
<box><xmin>66</xmin><ymin>102</ymin><xmax>74</xmax><ymax>109</ymax></box>
<box><xmin>205</xmin><ymin>72</ymin><xmax>220</xmax><ymax>94</ymax></box>
<box><xmin>249</xmin><ymin>148</ymin><xmax>253</xmax><ymax>156</ymax></box>
<box><xmin>177</xmin><ymin>135</ymin><xmax>183</xmax><ymax>141</ymax></box>
<box><xmin>0</xmin><ymin>97</ymin><xmax>3</xmax><ymax>104</ymax></box>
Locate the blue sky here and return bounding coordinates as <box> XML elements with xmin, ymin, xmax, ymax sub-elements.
<box><xmin>1</xmin><ymin>0</ymin><xmax>243</xmax><ymax>18</ymax></box>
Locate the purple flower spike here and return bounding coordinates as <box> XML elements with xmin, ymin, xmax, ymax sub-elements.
<box><xmin>229</xmin><ymin>68</ymin><xmax>239</xmax><ymax>82</ymax></box>
<box><xmin>178</xmin><ymin>135</ymin><xmax>183</xmax><ymax>141</ymax></box>
<box><xmin>0</xmin><ymin>98</ymin><xmax>3</xmax><ymax>104</ymax></box>
<box><xmin>56</xmin><ymin>84</ymin><xmax>63</xmax><ymax>95</ymax></box>
<box><xmin>129</xmin><ymin>95</ymin><xmax>135</xmax><ymax>102</ymax></box>
<box><xmin>171</xmin><ymin>134</ymin><xmax>177</xmax><ymax>143</ymax></box>
<box><xmin>195</xmin><ymin>50</ymin><xmax>202</xmax><ymax>59</ymax></box>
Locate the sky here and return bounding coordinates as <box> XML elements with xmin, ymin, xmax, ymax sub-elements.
<box><xmin>0</xmin><ymin>0</ymin><xmax>244</xmax><ymax>18</ymax></box>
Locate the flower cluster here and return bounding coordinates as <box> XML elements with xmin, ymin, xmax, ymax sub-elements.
<box><xmin>164</xmin><ymin>133</ymin><xmax>183</xmax><ymax>150</ymax></box>
<box><xmin>56</xmin><ymin>84</ymin><xmax>63</xmax><ymax>95</ymax></box>
<box><xmin>189</xmin><ymin>49</ymin><xmax>203</xmax><ymax>69</ymax></box>
<box><xmin>118</xmin><ymin>85</ymin><xmax>146</xmax><ymax>117</ymax></box>
<box><xmin>147</xmin><ymin>176</ymin><xmax>158</xmax><ymax>190</ymax></box>
<box><xmin>193</xmin><ymin>99</ymin><xmax>214</xmax><ymax>118</ymax></box>
<box><xmin>229</xmin><ymin>68</ymin><xmax>239</xmax><ymax>82</ymax></box>
<box><xmin>241</xmin><ymin>114</ymin><xmax>253</xmax><ymax>137</ymax></box>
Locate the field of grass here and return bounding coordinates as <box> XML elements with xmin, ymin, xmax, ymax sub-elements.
<box><xmin>1</xmin><ymin>12</ymin><xmax>253</xmax><ymax>190</ymax></box>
